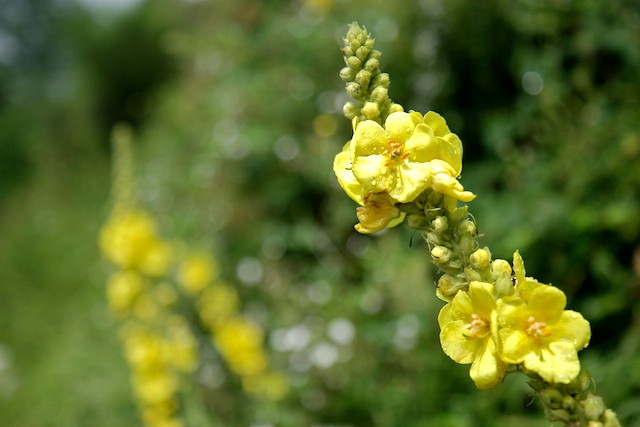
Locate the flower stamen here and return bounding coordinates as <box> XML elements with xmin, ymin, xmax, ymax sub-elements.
<box><xmin>526</xmin><ymin>316</ymin><xmax>551</xmax><ymax>340</ymax></box>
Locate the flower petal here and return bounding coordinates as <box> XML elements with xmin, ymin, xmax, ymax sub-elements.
<box><xmin>423</xmin><ymin>111</ymin><xmax>451</xmax><ymax>137</ymax></box>
<box><xmin>470</xmin><ymin>338</ymin><xmax>505</xmax><ymax>390</ymax></box>
<box><xmin>437</xmin><ymin>134</ymin><xmax>463</xmax><ymax>176</ymax></box>
<box><xmin>404</xmin><ymin>124</ymin><xmax>437</xmax><ymax>162</ymax></box>
<box><xmin>497</xmin><ymin>327</ymin><xmax>534</xmax><ymax>364</ymax></box>
<box><xmin>528</xmin><ymin>285</ymin><xmax>566</xmax><ymax>325</ymax></box>
<box><xmin>352</xmin><ymin>154</ymin><xmax>391</xmax><ymax>193</ymax></box>
<box><xmin>384</xmin><ymin>112</ymin><xmax>415</xmax><ymax>143</ymax></box>
<box><xmin>549</xmin><ymin>311</ymin><xmax>591</xmax><ymax>351</ymax></box>
<box><xmin>468</xmin><ymin>281</ymin><xmax>496</xmax><ymax>320</ymax></box>
<box><xmin>333</xmin><ymin>149</ymin><xmax>363</xmax><ymax>204</ymax></box>
<box><xmin>523</xmin><ymin>341</ymin><xmax>580</xmax><ymax>384</ymax></box>
<box><xmin>352</xmin><ymin>120</ymin><xmax>388</xmax><ymax>156</ymax></box>
<box><xmin>440</xmin><ymin>320</ymin><xmax>479</xmax><ymax>364</ymax></box>
<box><xmin>388</xmin><ymin>161</ymin><xmax>431</xmax><ymax>203</ymax></box>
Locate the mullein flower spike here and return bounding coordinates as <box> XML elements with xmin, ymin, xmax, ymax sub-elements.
<box><xmin>334</xmin><ymin>22</ymin><xmax>620</xmax><ymax>426</ymax></box>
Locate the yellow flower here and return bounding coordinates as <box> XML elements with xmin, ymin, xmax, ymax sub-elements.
<box><xmin>354</xmin><ymin>192</ymin><xmax>405</xmax><ymax>234</ymax></box>
<box><xmin>214</xmin><ymin>316</ymin><xmax>268</xmax><ymax>377</ymax></box>
<box><xmin>438</xmin><ymin>281</ymin><xmax>507</xmax><ymax>389</ymax></box>
<box><xmin>177</xmin><ymin>253</ymin><xmax>218</xmax><ymax>295</ymax></box>
<box><xmin>106</xmin><ymin>270</ymin><xmax>145</xmax><ymax>315</ymax></box>
<box><xmin>198</xmin><ymin>283</ymin><xmax>239</xmax><ymax>329</ymax></box>
<box><xmin>99</xmin><ymin>209</ymin><xmax>172</xmax><ymax>276</ymax></box>
<box><xmin>496</xmin><ymin>285</ymin><xmax>591</xmax><ymax>384</ymax></box>
<box><xmin>333</xmin><ymin>111</ymin><xmax>475</xmax><ymax>208</ymax></box>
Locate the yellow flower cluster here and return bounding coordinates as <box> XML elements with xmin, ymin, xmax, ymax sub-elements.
<box><xmin>100</xmin><ymin>209</ymin><xmax>199</xmax><ymax>427</ymax></box>
<box><xmin>177</xmin><ymin>253</ymin><xmax>289</xmax><ymax>401</ymax></box>
<box><xmin>334</xmin><ymin>111</ymin><xmax>475</xmax><ymax>233</ymax></box>
<box><xmin>438</xmin><ymin>252</ymin><xmax>591</xmax><ymax>389</ymax></box>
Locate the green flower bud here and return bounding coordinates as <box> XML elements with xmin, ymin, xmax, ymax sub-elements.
<box><xmin>346</xmin><ymin>82</ymin><xmax>363</xmax><ymax>99</ymax></box>
<box><xmin>343</xmin><ymin>102</ymin><xmax>361</xmax><ymax>119</ymax></box>
<box><xmin>539</xmin><ymin>387</ymin><xmax>564</xmax><ymax>409</ymax></box>
<box><xmin>588</xmin><ymin>422</ymin><xmax>603</xmax><ymax>427</ymax></box>
<box><xmin>364</xmin><ymin>58</ymin><xmax>379</xmax><ymax>72</ymax></box>
<box><xmin>448</xmin><ymin>206</ymin><xmax>469</xmax><ymax>224</ymax></box>
<box><xmin>548</xmin><ymin>409</ymin><xmax>571</xmax><ymax>423</ymax></box>
<box><xmin>562</xmin><ymin>396</ymin><xmax>578</xmax><ymax>412</ymax></box>
<box><xmin>459</xmin><ymin>220</ymin><xmax>476</xmax><ymax>236</ymax></box>
<box><xmin>424</xmin><ymin>231</ymin><xmax>444</xmax><ymax>246</ymax></box>
<box><xmin>426</xmin><ymin>190</ymin><xmax>444</xmax><ymax>208</ymax></box>
<box><xmin>603</xmin><ymin>409</ymin><xmax>621</xmax><ymax>427</ymax></box>
<box><xmin>355</xmin><ymin>46</ymin><xmax>369</xmax><ymax>62</ymax></box>
<box><xmin>407</xmin><ymin>213</ymin><xmax>428</xmax><ymax>229</ymax></box>
<box><xmin>340</xmin><ymin>67</ymin><xmax>356</xmax><ymax>82</ymax></box>
<box><xmin>371</xmin><ymin>86</ymin><xmax>388</xmax><ymax>104</ymax></box>
<box><xmin>437</xmin><ymin>274</ymin><xmax>468</xmax><ymax>298</ymax></box>
<box><xmin>341</xmin><ymin>46</ymin><xmax>354</xmax><ymax>56</ymax></box>
<box><xmin>464</xmin><ymin>267</ymin><xmax>482</xmax><ymax>282</ymax></box>
<box><xmin>347</xmin><ymin>56</ymin><xmax>362</xmax><ymax>69</ymax></box>
<box><xmin>355</xmin><ymin>69</ymin><xmax>372</xmax><ymax>90</ymax></box>
<box><xmin>364</xmin><ymin>39</ymin><xmax>375</xmax><ymax>49</ymax></box>
<box><xmin>361</xmin><ymin>102</ymin><xmax>380</xmax><ymax>120</ymax></box>
<box><xmin>583</xmin><ymin>394</ymin><xmax>605</xmax><ymax>421</ymax></box>
<box><xmin>368</xmin><ymin>49</ymin><xmax>382</xmax><ymax>60</ymax></box>
<box><xmin>431</xmin><ymin>246</ymin><xmax>451</xmax><ymax>263</ymax></box>
<box><xmin>431</xmin><ymin>216</ymin><xmax>448</xmax><ymax>234</ymax></box>
<box><xmin>371</xmin><ymin>72</ymin><xmax>390</xmax><ymax>88</ymax></box>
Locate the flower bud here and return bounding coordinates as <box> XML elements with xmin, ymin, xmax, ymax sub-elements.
<box><xmin>431</xmin><ymin>216</ymin><xmax>448</xmax><ymax>234</ymax></box>
<box><xmin>361</xmin><ymin>102</ymin><xmax>380</xmax><ymax>120</ymax></box>
<box><xmin>603</xmin><ymin>409</ymin><xmax>621</xmax><ymax>427</ymax></box>
<box><xmin>459</xmin><ymin>220</ymin><xmax>476</xmax><ymax>236</ymax></box>
<box><xmin>491</xmin><ymin>259</ymin><xmax>512</xmax><ymax>276</ymax></box>
<box><xmin>464</xmin><ymin>267</ymin><xmax>482</xmax><ymax>282</ymax></box>
<box><xmin>341</xmin><ymin>46</ymin><xmax>354</xmax><ymax>56</ymax></box>
<box><xmin>539</xmin><ymin>387</ymin><xmax>564</xmax><ymax>409</ymax></box>
<box><xmin>548</xmin><ymin>409</ymin><xmax>572</xmax><ymax>424</ymax></box>
<box><xmin>448</xmin><ymin>206</ymin><xmax>468</xmax><ymax>224</ymax></box>
<box><xmin>343</xmin><ymin>102</ymin><xmax>361</xmax><ymax>119</ymax></box>
<box><xmin>355</xmin><ymin>46</ymin><xmax>369</xmax><ymax>62</ymax></box>
<box><xmin>407</xmin><ymin>213</ymin><xmax>428</xmax><ymax>229</ymax></box>
<box><xmin>371</xmin><ymin>86</ymin><xmax>388</xmax><ymax>104</ymax></box>
<box><xmin>364</xmin><ymin>58</ymin><xmax>379</xmax><ymax>72</ymax></box>
<box><xmin>355</xmin><ymin>69</ymin><xmax>371</xmax><ymax>90</ymax></box>
<box><xmin>339</xmin><ymin>67</ymin><xmax>356</xmax><ymax>82</ymax></box>
<box><xmin>368</xmin><ymin>49</ymin><xmax>381</xmax><ymax>60</ymax></box>
<box><xmin>387</xmin><ymin>103</ymin><xmax>404</xmax><ymax>114</ymax></box>
<box><xmin>347</xmin><ymin>56</ymin><xmax>362</xmax><ymax>69</ymax></box>
<box><xmin>371</xmin><ymin>72</ymin><xmax>390</xmax><ymax>88</ymax></box>
<box><xmin>588</xmin><ymin>421</ymin><xmax>603</xmax><ymax>427</ymax></box>
<box><xmin>424</xmin><ymin>231</ymin><xmax>444</xmax><ymax>246</ymax></box>
<box><xmin>365</xmin><ymin>39</ymin><xmax>375</xmax><ymax>50</ymax></box>
<box><xmin>562</xmin><ymin>396</ymin><xmax>578</xmax><ymax>412</ymax></box>
<box><xmin>346</xmin><ymin>82</ymin><xmax>363</xmax><ymax>99</ymax></box>
<box><xmin>431</xmin><ymin>246</ymin><xmax>451</xmax><ymax>263</ymax></box>
<box><xmin>583</xmin><ymin>394</ymin><xmax>605</xmax><ymax>421</ymax></box>
<box><xmin>469</xmin><ymin>248</ymin><xmax>491</xmax><ymax>269</ymax></box>
<box><xmin>437</xmin><ymin>274</ymin><xmax>467</xmax><ymax>299</ymax></box>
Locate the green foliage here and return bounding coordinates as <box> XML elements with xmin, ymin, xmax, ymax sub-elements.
<box><xmin>1</xmin><ymin>0</ymin><xmax>639</xmax><ymax>426</ymax></box>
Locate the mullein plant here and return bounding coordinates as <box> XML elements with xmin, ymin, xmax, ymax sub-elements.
<box><xmin>334</xmin><ymin>23</ymin><xmax>620</xmax><ymax>427</ymax></box>
<box><xmin>99</xmin><ymin>125</ymin><xmax>287</xmax><ymax>427</ymax></box>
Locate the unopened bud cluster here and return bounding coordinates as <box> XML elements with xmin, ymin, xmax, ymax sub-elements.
<box><xmin>340</xmin><ymin>22</ymin><xmax>402</xmax><ymax>123</ymax></box>
<box><xmin>530</xmin><ymin>372</ymin><xmax>621</xmax><ymax>427</ymax></box>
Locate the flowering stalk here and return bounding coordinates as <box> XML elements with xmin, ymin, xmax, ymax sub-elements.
<box><xmin>334</xmin><ymin>22</ymin><xmax>620</xmax><ymax>426</ymax></box>
<box><xmin>99</xmin><ymin>125</ymin><xmax>287</xmax><ymax>427</ymax></box>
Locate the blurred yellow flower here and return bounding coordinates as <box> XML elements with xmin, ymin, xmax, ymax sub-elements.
<box><xmin>496</xmin><ymin>285</ymin><xmax>591</xmax><ymax>384</ymax></box>
<box><xmin>198</xmin><ymin>283</ymin><xmax>239</xmax><ymax>328</ymax></box>
<box><xmin>438</xmin><ymin>281</ymin><xmax>507</xmax><ymax>389</ymax></box>
<box><xmin>214</xmin><ymin>316</ymin><xmax>268</xmax><ymax>377</ymax></box>
<box><xmin>106</xmin><ymin>270</ymin><xmax>145</xmax><ymax>315</ymax></box>
<box><xmin>177</xmin><ymin>253</ymin><xmax>218</xmax><ymax>295</ymax></box>
<box><xmin>242</xmin><ymin>371</ymin><xmax>290</xmax><ymax>400</ymax></box>
<box><xmin>100</xmin><ymin>209</ymin><xmax>173</xmax><ymax>276</ymax></box>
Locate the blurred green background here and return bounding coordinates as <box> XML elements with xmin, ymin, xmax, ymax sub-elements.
<box><xmin>1</xmin><ymin>0</ymin><xmax>639</xmax><ymax>425</ymax></box>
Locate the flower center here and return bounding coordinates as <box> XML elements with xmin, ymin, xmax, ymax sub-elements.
<box><xmin>526</xmin><ymin>316</ymin><xmax>550</xmax><ymax>340</ymax></box>
<box><xmin>465</xmin><ymin>313</ymin><xmax>489</xmax><ymax>339</ymax></box>
<box><xmin>385</xmin><ymin>140</ymin><xmax>409</xmax><ymax>166</ymax></box>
